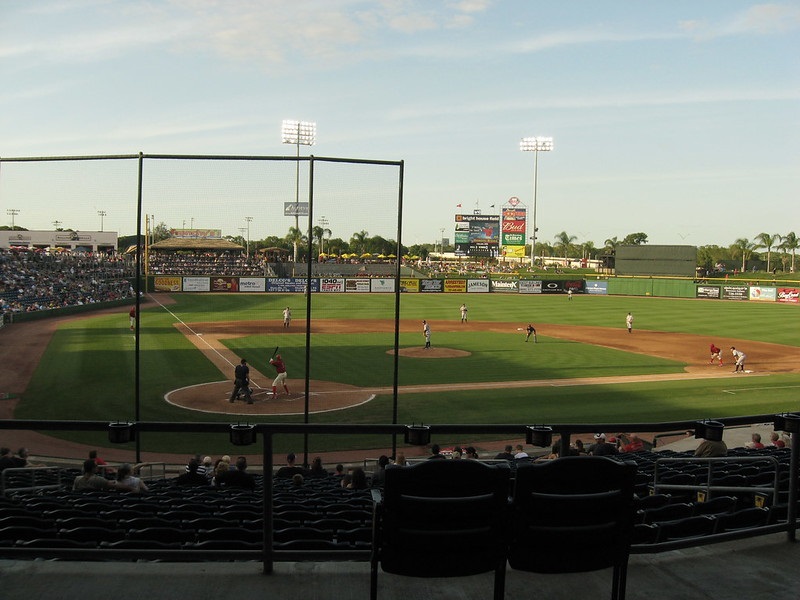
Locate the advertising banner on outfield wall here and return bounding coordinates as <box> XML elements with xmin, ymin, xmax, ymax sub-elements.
<box><xmin>211</xmin><ymin>277</ymin><xmax>239</xmax><ymax>292</ymax></box>
<box><xmin>239</xmin><ymin>278</ymin><xmax>266</xmax><ymax>292</ymax></box>
<box><xmin>722</xmin><ymin>285</ymin><xmax>749</xmax><ymax>301</ymax></box>
<box><xmin>541</xmin><ymin>280</ymin><xmax>566</xmax><ymax>293</ymax></box>
<box><xmin>345</xmin><ymin>278</ymin><xmax>371</xmax><ymax>292</ymax></box>
<box><xmin>467</xmin><ymin>279</ymin><xmax>490</xmax><ymax>292</ymax></box>
<box><xmin>778</xmin><ymin>288</ymin><xmax>799</xmax><ymax>303</ymax></box>
<box><xmin>585</xmin><ymin>281</ymin><xmax>608</xmax><ymax>295</ymax></box>
<box><xmin>183</xmin><ymin>277</ymin><xmax>210</xmax><ymax>292</ymax></box>
<box><xmin>444</xmin><ymin>279</ymin><xmax>467</xmax><ymax>293</ymax></box>
<box><xmin>749</xmin><ymin>286</ymin><xmax>777</xmax><ymax>302</ymax></box>
<box><xmin>370</xmin><ymin>279</ymin><xmax>396</xmax><ymax>293</ymax></box>
<box><xmin>267</xmin><ymin>278</ymin><xmax>318</xmax><ymax>293</ymax></box>
<box><xmin>519</xmin><ymin>280</ymin><xmax>542</xmax><ymax>294</ymax></box>
<box><xmin>154</xmin><ymin>276</ymin><xmax>182</xmax><ymax>292</ymax></box>
<box><xmin>490</xmin><ymin>279</ymin><xmax>518</xmax><ymax>293</ymax></box>
<box><xmin>420</xmin><ymin>279</ymin><xmax>444</xmax><ymax>293</ymax></box>
<box><xmin>319</xmin><ymin>278</ymin><xmax>345</xmax><ymax>293</ymax></box>
<box><xmin>696</xmin><ymin>285</ymin><xmax>721</xmax><ymax>299</ymax></box>
<box><xmin>400</xmin><ymin>278</ymin><xmax>420</xmax><ymax>292</ymax></box>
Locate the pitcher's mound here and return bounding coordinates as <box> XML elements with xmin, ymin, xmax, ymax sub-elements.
<box><xmin>389</xmin><ymin>347</ymin><xmax>471</xmax><ymax>359</ymax></box>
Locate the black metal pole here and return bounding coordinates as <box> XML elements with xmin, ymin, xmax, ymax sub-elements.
<box><xmin>303</xmin><ymin>157</ymin><xmax>314</xmax><ymax>467</ymax></box>
<box><xmin>134</xmin><ymin>152</ymin><xmax>144</xmax><ymax>463</ymax></box>
<box><xmin>391</xmin><ymin>161</ymin><xmax>404</xmax><ymax>458</ymax></box>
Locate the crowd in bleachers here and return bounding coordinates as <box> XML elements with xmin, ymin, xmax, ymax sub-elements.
<box><xmin>0</xmin><ymin>248</ymin><xmax>135</xmax><ymax>320</ymax></box>
<box><xmin>148</xmin><ymin>251</ymin><xmax>269</xmax><ymax>276</ymax></box>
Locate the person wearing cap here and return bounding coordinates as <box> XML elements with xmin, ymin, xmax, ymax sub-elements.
<box><xmin>586</xmin><ymin>433</ymin><xmax>606</xmax><ymax>455</ymax></box>
<box><xmin>269</xmin><ymin>354</ymin><xmax>290</xmax><ymax>399</ymax></box>
<box><xmin>590</xmin><ymin>434</ymin><xmax>619</xmax><ymax>456</ymax></box>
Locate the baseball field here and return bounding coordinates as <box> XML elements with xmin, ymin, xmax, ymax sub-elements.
<box><xmin>3</xmin><ymin>291</ymin><xmax>800</xmax><ymax>456</ymax></box>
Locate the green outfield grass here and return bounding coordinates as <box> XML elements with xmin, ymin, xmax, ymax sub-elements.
<box><xmin>16</xmin><ymin>292</ymin><xmax>800</xmax><ymax>454</ymax></box>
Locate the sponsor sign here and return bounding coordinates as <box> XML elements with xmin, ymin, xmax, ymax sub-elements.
<box><xmin>345</xmin><ymin>278</ymin><xmax>371</xmax><ymax>292</ymax></box>
<box><xmin>400</xmin><ymin>278</ymin><xmax>419</xmax><ymax>292</ymax></box>
<box><xmin>585</xmin><ymin>281</ymin><xmax>608</xmax><ymax>295</ymax></box>
<box><xmin>319</xmin><ymin>278</ymin><xmax>345</xmax><ymax>293</ymax></box>
<box><xmin>519</xmin><ymin>280</ymin><xmax>543</xmax><ymax>294</ymax></box>
<box><xmin>749</xmin><ymin>286</ymin><xmax>777</xmax><ymax>302</ymax></box>
<box><xmin>183</xmin><ymin>277</ymin><xmax>210</xmax><ymax>292</ymax></box>
<box><xmin>696</xmin><ymin>285</ymin><xmax>720</xmax><ymax>299</ymax></box>
<box><xmin>501</xmin><ymin>206</ymin><xmax>527</xmax><ymax>246</ymax></box>
<box><xmin>444</xmin><ymin>279</ymin><xmax>467</xmax><ymax>293</ymax></box>
<box><xmin>541</xmin><ymin>280</ymin><xmax>565</xmax><ymax>294</ymax></box>
<box><xmin>454</xmin><ymin>213</ymin><xmax>500</xmax><ymax>257</ymax></box>
<box><xmin>370</xmin><ymin>279</ymin><xmax>396</xmax><ymax>293</ymax></box>
<box><xmin>239</xmin><ymin>278</ymin><xmax>266</xmax><ymax>292</ymax></box>
<box><xmin>501</xmin><ymin>245</ymin><xmax>527</xmax><ymax>258</ymax></box>
<box><xmin>490</xmin><ymin>279</ymin><xmax>519</xmax><ymax>293</ymax></box>
<box><xmin>267</xmin><ymin>278</ymin><xmax>318</xmax><ymax>293</ymax></box>
<box><xmin>564</xmin><ymin>280</ymin><xmax>585</xmax><ymax>292</ymax></box>
<box><xmin>721</xmin><ymin>285</ymin><xmax>749</xmax><ymax>301</ymax></box>
<box><xmin>420</xmin><ymin>279</ymin><xmax>444</xmax><ymax>293</ymax></box>
<box><xmin>778</xmin><ymin>288</ymin><xmax>799</xmax><ymax>303</ymax></box>
<box><xmin>170</xmin><ymin>228</ymin><xmax>222</xmax><ymax>239</ymax></box>
<box><xmin>283</xmin><ymin>202</ymin><xmax>309</xmax><ymax>216</ymax></box>
<box><xmin>154</xmin><ymin>276</ymin><xmax>182</xmax><ymax>292</ymax></box>
<box><xmin>467</xmin><ymin>279</ymin><xmax>490</xmax><ymax>293</ymax></box>
<box><xmin>211</xmin><ymin>277</ymin><xmax>239</xmax><ymax>292</ymax></box>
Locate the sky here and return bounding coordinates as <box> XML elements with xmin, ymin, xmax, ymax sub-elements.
<box><xmin>1</xmin><ymin>0</ymin><xmax>798</xmax><ymax>250</ymax></box>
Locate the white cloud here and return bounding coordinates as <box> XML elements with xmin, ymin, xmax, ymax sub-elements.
<box><xmin>680</xmin><ymin>3</ymin><xmax>800</xmax><ymax>39</ymax></box>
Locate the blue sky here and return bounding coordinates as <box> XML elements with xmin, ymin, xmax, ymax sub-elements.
<box><xmin>1</xmin><ymin>0</ymin><xmax>798</xmax><ymax>249</ymax></box>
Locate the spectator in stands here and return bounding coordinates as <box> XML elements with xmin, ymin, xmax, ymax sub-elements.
<box><xmin>573</xmin><ymin>439</ymin><xmax>587</xmax><ymax>454</ymax></box>
<box><xmin>116</xmin><ymin>463</ymin><xmax>149</xmax><ymax>493</ymax></box>
<box><xmin>394</xmin><ymin>453</ymin><xmax>407</xmax><ymax>466</ymax></box>
<box><xmin>619</xmin><ymin>434</ymin><xmax>645</xmax><ymax>453</ymax></box>
<box><xmin>428</xmin><ymin>444</ymin><xmax>445</xmax><ymax>460</ymax></box>
<box><xmin>276</xmin><ymin>452</ymin><xmax>307</xmax><ymax>478</ymax></box>
<box><xmin>768</xmin><ymin>432</ymin><xmax>786</xmax><ymax>448</ymax></box>
<box><xmin>291</xmin><ymin>473</ymin><xmax>304</xmax><ymax>487</ymax></box>
<box><xmin>200</xmin><ymin>456</ymin><xmax>214</xmax><ymax>478</ymax></box>
<box><xmin>307</xmin><ymin>456</ymin><xmax>328</xmax><ymax>478</ymax></box>
<box><xmin>73</xmin><ymin>459</ymin><xmax>127</xmax><ymax>491</ymax></box>
<box><xmin>89</xmin><ymin>449</ymin><xmax>115</xmax><ymax>475</ymax></box>
<box><xmin>0</xmin><ymin>447</ymin><xmax>14</xmax><ymax>472</ymax></box>
<box><xmin>694</xmin><ymin>436</ymin><xmax>728</xmax><ymax>457</ymax></box>
<box><xmin>14</xmin><ymin>447</ymin><xmax>46</xmax><ymax>468</ymax></box>
<box><xmin>216</xmin><ymin>456</ymin><xmax>256</xmax><ymax>490</ymax></box>
<box><xmin>211</xmin><ymin>459</ymin><xmax>230</xmax><ymax>486</ymax></box>
<box><xmin>175</xmin><ymin>458</ymin><xmax>210</xmax><ymax>487</ymax></box>
<box><xmin>348</xmin><ymin>467</ymin><xmax>368</xmax><ymax>490</ymax></box>
<box><xmin>333</xmin><ymin>463</ymin><xmax>346</xmax><ymax>477</ymax></box>
<box><xmin>341</xmin><ymin>474</ymin><xmax>352</xmax><ymax>488</ymax></box>
<box><xmin>371</xmin><ymin>455</ymin><xmax>390</xmax><ymax>488</ymax></box>
<box><xmin>746</xmin><ymin>433</ymin><xmax>765</xmax><ymax>449</ymax></box>
<box><xmin>494</xmin><ymin>445</ymin><xmax>515</xmax><ymax>461</ymax></box>
<box><xmin>464</xmin><ymin>446</ymin><xmax>479</xmax><ymax>460</ymax></box>
<box><xmin>451</xmin><ymin>446</ymin><xmax>463</xmax><ymax>459</ymax></box>
<box><xmin>513</xmin><ymin>444</ymin><xmax>529</xmax><ymax>459</ymax></box>
<box><xmin>590</xmin><ymin>435</ymin><xmax>619</xmax><ymax>456</ymax></box>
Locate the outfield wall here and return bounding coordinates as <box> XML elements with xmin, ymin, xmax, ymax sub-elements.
<box><xmin>147</xmin><ymin>275</ymin><xmax>799</xmax><ymax>304</ymax></box>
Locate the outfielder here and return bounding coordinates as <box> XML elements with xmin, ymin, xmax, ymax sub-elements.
<box><xmin>730</xmin><ymin>346</ymin><xmax>747</xmax><ymax>373</ymax></box>
<box><xmin>460</xmin><ymin>303</ymin><xmax>468</xmax><ymax>323</ymax></box>
<box><xmin>269</xmin><ymin>354</ymin><xmax>290</xmax><ymax>398</ymax></box>
<box><xmin>626</xmin><ymin>312</ymin><xmax>633</xmax><ymax>333</ymax></box>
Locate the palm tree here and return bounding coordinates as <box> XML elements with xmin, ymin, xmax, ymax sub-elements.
<box><xmin>312</xmin><ymin>225</ymin><xmax>332</xmax><ymax>256</ymax></box>
<box><xmin>731</xmin><ymin>238</ymin><xmax>756</xmax><ymax>272</ymax></box>
<box><xmin>350</xmin><ymin>230</ymin><xmax>369</xmax><ymax>255</ymax></box>
<box><xmin>553</xmin><ymin>231</ymin><xmax>578</xmax><ymax>260</ymax></box>
<box><xmin>285</xmin><ymin>226</ymin><xmax>306</xmax><ymax>265</ymax></box>
<box><xmin>755</xmin><ymin>232</ymin><xmax>779</xmax><ymax>272</ymax></box>
<box><xmin>603</xmin><ymin>236</ymin><xmax>619</xmax><ymax>255</ymax></box>
<box><xmin>779</xmin><ymin>232</ymin><xmax>798</xmax><ymax>273</ymax></box>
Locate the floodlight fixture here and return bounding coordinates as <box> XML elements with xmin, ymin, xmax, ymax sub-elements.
<box><xmin>520</xmin><ymin>136</ymin><xmax>554</xmax><ymax>268</ymax></box>
<box><xmin>281</xmin><ymin>120</ymin><xmax>317</xmax><ymax>146</ymax></box>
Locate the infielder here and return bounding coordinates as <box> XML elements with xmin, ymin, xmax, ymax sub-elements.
<box><xmin>525</xmin><ymin>323</ymin><xmax>537</xmax><ymax>343</ymax></box>
<box><xmin>730</xmin><ymin>346</ymin><xmax>747</xmax><ymax>373</ymax></box>
<box><xmin>626</xmin><ymin>312</ymin><xmax>633</xmax><ymax>333</ymax></box>
<box><xmin>269</xmin><ymin>354</ymin><xmax>290</xmax><ymax>397</ymax></box>
<box><xmin>460</xmin><ymin>303</ymin><xmax>468</xmax><ymax>323</ymax></box>
<box><xmin>422</xmin><ymin>320</ymin><xmax>431</xmax><ymax>349</ymax></box>
<box><xmin>282</xmin><ymin>306</ymin><xmax>292</xmax><ymax>328</ymax></box>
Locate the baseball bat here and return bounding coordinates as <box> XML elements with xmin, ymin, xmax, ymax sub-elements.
<box><xmin>271</xmin><ymin>346</ymin><xmax>279</xmax><ymax>359</ymax></box>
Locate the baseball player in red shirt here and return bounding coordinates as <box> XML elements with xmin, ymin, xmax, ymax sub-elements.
<box><xmin>269</xmin><ymin>354</ymin><xmax>290</xmax><ymax>399</ymax></box>
<box><xmin>709</xmin><ymin>343</ymin><xmax>723</xmax><ymax>366</ymax></box>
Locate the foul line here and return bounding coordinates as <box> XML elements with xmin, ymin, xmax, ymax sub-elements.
<box><xmin>723</xmin><ymin>384</ymin><xmax>800</xmax><ymax>395</ymax></box>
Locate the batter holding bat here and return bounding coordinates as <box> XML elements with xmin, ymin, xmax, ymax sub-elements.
<box><xmin>269</xmin><ymin>353</ymin><xmax>290</xmax><ymax>399</ymax></box>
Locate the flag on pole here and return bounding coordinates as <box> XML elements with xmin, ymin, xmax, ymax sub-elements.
<box><xmin>456</xmin><ymin>203</ymin><xmax>462</xmax><ymax>207</ymax></box>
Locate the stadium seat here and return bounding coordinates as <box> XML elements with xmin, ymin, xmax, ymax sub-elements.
<box><xmin>371</xmin><ymin>460</ymin><xmax>510</xmax><ymax>600</ymax></box>
<box><xmin>508</xmin><ymin>457</ymin><xmax>637</xmax><ymax>600</ymax></box>
<box><xmin>273</xmin><ymin>527</ymin><xmax>334</xmax><ymax>544</ymax></box>
<box><xmin>197</xmin><ymin>527</ymin><xmax>262</xmax><ymax>544</ymax></box>
<box><xmin>713</xmin><ymin>507</ymin><xmax>770</xmax><ymax>533</ymax></box>
<box><xmin>692</xmin><ymin>496</ymin><xmax>737</xmax><ymax>516</ymax></box>
<box><xmin>127</xmin><ymin>527</ymin><xmax>197</xmax><ymax>544</ymax></box>
<box><xmin>59</xmin><ymin>526</ymin><xmax>126</xmax><ymax>543</ymax></box>
<box><xmin>654</xmin><ymin>515</ymin><xmax>717</xmax><ymax>543</ymax></box>
<box><xmin>641</xmin><ymin>502</ymin><xmax>695</xmax><ymax>525</ymax></box>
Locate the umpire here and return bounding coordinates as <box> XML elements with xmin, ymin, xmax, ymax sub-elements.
<box><xmin>229</xmin><ymin>358</ymin><xmax>253</xmax><ymax>404</ymax></box>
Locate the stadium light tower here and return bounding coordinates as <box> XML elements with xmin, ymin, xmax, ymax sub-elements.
<box><xmin>520</xmin><ymin>136</ymin><xmax>553</xmax><ymax>267</ymax></box>
<box><xmin>282</xmin><ymin>119</ymin><xmax>317</xmax><ymax>265</ymax></box>
<box><xmin>97</xmin><ymin>210</ymin><xmax>107</xmax><ymax>232</ymax></box>
<box><xmin>7</xmin><ymin>208</ymin><xmax>20</xmax><ymax>230</ymax></box>
<box><xmin>244</xmin><ymin>216</ymin><xmax>253</xmax><ymax>256</ymax></box>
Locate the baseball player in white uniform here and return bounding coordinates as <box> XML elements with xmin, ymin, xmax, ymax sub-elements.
<box><xmin>730</xmin><ymin>346</ymin><xmax>747</xmax><ymax>373</ymax></box>
<box><xmin>422</xmin><ymin>320</ymin><xmax>431</xmax><ymax>349</ymax></box>
<box><xmin>460</xmin><ymin>304</ymin><xmax>468</xmax><ymax>323</ymax></box>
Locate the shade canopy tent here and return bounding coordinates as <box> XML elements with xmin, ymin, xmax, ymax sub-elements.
<box><xmin>149</xmin><ymin>238</ymin><xmax>244</xmax><ymax>252</ymax></box>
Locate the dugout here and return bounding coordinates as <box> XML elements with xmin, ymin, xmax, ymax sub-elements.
<box><xmin>615</xmin><ymin>245</ymin><xmax>697</xmax><ymax>277</ymax></box>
